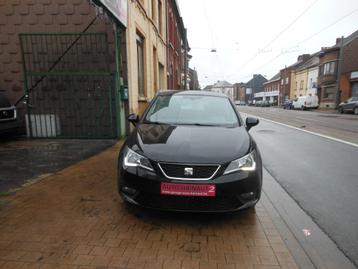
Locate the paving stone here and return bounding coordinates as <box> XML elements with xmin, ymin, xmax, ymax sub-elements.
<box><xmin>0</xmin><ymin>142</ymin><xmax>299</xmax><ymax>269</ymax></box>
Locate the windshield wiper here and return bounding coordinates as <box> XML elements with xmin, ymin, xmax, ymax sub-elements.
<box><xmin>186</xmin><ymin>123</ymin><xmax>219</xmax><ymax>127</ymax></box>
<box><xmin>144</xmin><ymin>121</ymin><xmax>169</xmax><ymax>125</ymax></box>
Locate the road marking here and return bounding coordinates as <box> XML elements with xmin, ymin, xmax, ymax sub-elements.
<box><xmin>243</xmin><ymin>113</ymin><xmax>358</xmax><ymax>148</ymax></box>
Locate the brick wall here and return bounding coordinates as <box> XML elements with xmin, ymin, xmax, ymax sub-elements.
<box><xmin>279</xmin><ymin>68</ymin><xmax>291</xmax><ymax>102</ymax></box>
<box><xmin>340</xmin><ymin>73</ymin><xmax>351</xmax><ymax>101</ymax></box>
<box><xmin>342</xmin><ymin>38</ymin><xmax>358</xmax><ymax>74</ymax></box>
<box><xmin>0</xmin><ymin>0</ymin><xmax>117</xmax><ymax>105</ymax></box>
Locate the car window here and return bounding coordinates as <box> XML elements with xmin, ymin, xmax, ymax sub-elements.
<box><xmin>144</xmin><ymin>95</ymin><xmax>240</xmax><ymax>126</ymax></box>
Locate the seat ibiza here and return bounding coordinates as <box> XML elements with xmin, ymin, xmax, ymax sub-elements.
<box><xmin>118</xmin><ymin>90</ymin><xmax>262</xmax><ymax>212</ymax></box>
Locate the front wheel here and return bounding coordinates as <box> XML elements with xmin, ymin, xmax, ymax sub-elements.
<box><xmin>339</xmin><ymin>107</ymin><xmax>344</xmax><ymax>114</ymax></box>
<box><xmin>301</xmin><ymin>106</ymin><xmax>305</xmax><ymax>111</ymax></box>
<box><xmin>354</xmin><ymin>107</ymin><xmax>358</xmax><ymax>115</ymax></box>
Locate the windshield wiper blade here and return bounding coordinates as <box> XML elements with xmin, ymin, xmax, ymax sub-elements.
<box><xmin>144</xmin><ymin>121</ymin><xmax>169</xmax><ymax>125</ymax></box>
<box><xmin>189</xmin><ymin>123</ymin><xmax>218</xmax><ymax>126</ymax></box>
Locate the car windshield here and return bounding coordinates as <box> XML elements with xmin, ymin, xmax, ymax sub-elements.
<box><xmin>144</xmin><ymin>94</ymin><xmax>239</xmax><ymax>126</ymax></box>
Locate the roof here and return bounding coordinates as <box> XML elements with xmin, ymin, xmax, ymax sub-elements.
<box><xmin>245</xmin><ymin>74</ymin><xmax>267</xmax><ymax>88</ymax></box>
<box><xmin>212</xmin><ymin>80</ymin><xmax>233</xmax><ymax>88</ymax></box>
<box><xmin>332</xmin><ymin>30</ymin><xmax>358</xmax><ymax>48</ymax></box>
<box><xmin>287</xmin><ymin>54</ymin><xmax>311</xmax><ymax>70</ymax></box>
<box><xmin>296</xmin><ymin>52</ymin><xmax>320</xmax><ymax>72</ymax></box>
<box><xmin>321</xmin><ymin>30</ymin><xmax>358</xmax><ymax>53</ymax></box>
<box><xmin>157</xmin><ymin>90</ymin><xmax>228</xmax><ymax>98</ymax></box>
<box><xmin>263</xmin><ymin>72</ymin><xmax>280</xmax><ymax>85</ymax></box>
<box><xmin>202</xmin><ymin>85</ymin><xmax>213</xmax><ymax>90</ymax></box>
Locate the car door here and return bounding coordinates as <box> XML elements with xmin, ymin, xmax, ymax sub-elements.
<box><xmin>345</xmin><ymin>98</ymin><xmax>354</xmax><ymax>111</ymax></box>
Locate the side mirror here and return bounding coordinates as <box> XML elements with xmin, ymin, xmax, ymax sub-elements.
<box><xmin>246</xmin><ymin>117</ymin><xmax>259</xmax><ymax>131</ymax></box>
<box><xmin>128</xmin><ymin>113</ymin><xmax>139</xmax><ymax>126</ymax></box>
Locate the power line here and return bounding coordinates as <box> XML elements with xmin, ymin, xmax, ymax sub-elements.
<box><xmin>251</xmin><ymin>7</ymin><xmax>358</xmax><ymax>76</ymax></box>
<box><xmin>238</xmin><ymin>0</ymin><xmax>319</xmax><ymax>70</ymax></box>
<box><xmin>261</xmin><ymin>0</ymin><xmax>319</xmax><ymax>51</ymax></box>
<box><xmin>295</xmin><ymin>7</ymin><xmax>358</xmax><ymax>47</ymax></box>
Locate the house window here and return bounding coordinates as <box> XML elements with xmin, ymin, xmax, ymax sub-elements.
<box><xmin>158</xmin><ymin>0</ymin><xmax>163</xmax><ymax>35</ymax></box>
<box><xmin>300</xmin><ymin>80</ymin><xmax>303</xmax><ymax>90</ymax></box>
<box><xmin>285</xmin><ymin>77</ymin><xmax>289</xmax><ymax>85</ymax></box>
<box><xmin>323</xmin><ymin>86</ymin><xmax>335</xmax><ymax>99</ymax></box>
<box><xmin>322</xmin><ymin>61</ymin><xmax>336</xmax><ymax>75</ymax></box>
<box><xmin>136</xmin><ymin>32</ymin><xmax>145</xmax><ymax>97</ymax></box>
<box><xmin>281</xmin><ymin>79</ymin><xmax>284</xmax><ymax>85</ymax></box>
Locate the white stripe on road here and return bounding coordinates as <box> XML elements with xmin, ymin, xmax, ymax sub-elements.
<box><xmin>243</xmin><ymin>113</ymin><xmax>358</xmax><ymax>148</ymax></box>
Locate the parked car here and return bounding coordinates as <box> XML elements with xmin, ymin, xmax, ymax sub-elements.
<box><xmin>292</xmin><ymin>95</ymin><xmax>319</xmax><ymax>110</ymax></box>
<box><xmin>338</xmin><ymin>97</ymin><xmax>358</xmax><ymax>115</ymax></box>
<box><xmin>255</xmin><ymin>100</ymin><xmax>262</xmax><ymax>107</ymax></box>
<box><xmin>234</xmin><ymin>100</ymin><xmax>246</xmax><ymax>106</ymax></box>
<box><xmin>282</xmin><ymin>100</ymin><xmax>293</xmax><ymax>109</ymax></box>
<box><xmin>261</xmin><ymin>100</ymin><xmax>270</xmax><ymax>107</ymax></box>
<box><xmin>117</xmin><ymin>90</ymin><xmax>262</xmax><ymax>212</ymax></box>
<box><xmin>0</xmin><ymin>92</ymin><xmax>19</xmax><ymax>135</ymax></box>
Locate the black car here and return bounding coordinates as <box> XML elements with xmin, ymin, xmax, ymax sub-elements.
<box><xmin>0</xmin><ymin>92</ymin><xmax>19</xmax><ymax>135</ymax></box>
<box><xmin>338</xmin><ymin>97</ymin><xmax>358</xmax><ymax>115</ymax></box>
<box><xmin>117</xmin><ymin>90</ymin><xmax>262</xmax><ymax>212</ymax></box>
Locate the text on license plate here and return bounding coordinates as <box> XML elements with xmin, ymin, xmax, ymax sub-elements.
<box><xmin>160</xmin><ymin>182</ymin><xmax>216</xmax><ymax>197</ymax></box>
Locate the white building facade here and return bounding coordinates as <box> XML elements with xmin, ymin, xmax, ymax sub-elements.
<box><xmin>209</xmin><ymin>81</ymin><xmax>234</xmax><ymax>99</ymax></box>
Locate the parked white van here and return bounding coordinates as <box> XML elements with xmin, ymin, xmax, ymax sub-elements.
<box><xmin>292</xmin><ymin>95</ymin><xmax>319</xmax><ymax>110</ymax></box>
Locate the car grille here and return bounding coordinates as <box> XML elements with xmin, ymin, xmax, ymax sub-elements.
<box><xmin>158</xmin><ymin>163</ymin><xmax>220</xmax><ymax>179</ymax></box>
<box><xmin>136</xmin><ymin>192</ymin><xmax>242</xmax><ymax>212</ymax></box>
<box><xmin>0</xmin><ymin>108</ymin><xmax>15</xmax><ymax>121</ymax></box>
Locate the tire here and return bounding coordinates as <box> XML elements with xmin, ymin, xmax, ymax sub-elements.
<box><xmin>354</xmin><ymin>107</ymin><xmax>358</xmax><ymax>115</ymax></box>
<box><xmin>301</xmin><ymin>106</ymin><xmax>305</xmax><ymax>111</ymax></box>
<box><xmin>339</xmin><ymin>107</ymin><xmax>344</xmax><ymax>114</ymax></box>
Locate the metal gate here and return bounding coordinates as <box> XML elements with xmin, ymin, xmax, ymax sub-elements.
<box><xmin>19</xmin><ymin>33</ymin><xmax>118</xmax><ymax>138</ymax></box>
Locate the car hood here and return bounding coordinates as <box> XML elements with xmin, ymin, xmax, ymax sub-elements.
<box><xmin>128</xmin><ymin>124</ymin><xmax>251</xmax><ymax>164</ymax></box>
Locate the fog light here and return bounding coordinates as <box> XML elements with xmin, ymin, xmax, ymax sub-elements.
<box><xmin>240</xmin><ymin>192</ymin><xmax>255</xmax><ymax>200</ymax></box>
<box><xmin>122</xmin><ymin>186</ymin><xmax>137</xmax><ymax>195</ymax></box>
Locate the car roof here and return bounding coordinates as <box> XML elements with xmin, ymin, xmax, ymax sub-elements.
<box><xmin>156</xmin><ymin>90</ymin><xmax>228</xmax><ymax>98</ymax></box>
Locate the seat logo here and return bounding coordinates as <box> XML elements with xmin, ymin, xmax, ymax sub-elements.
<box><xmin>184</xmin><ymin>167</ymin><xmax>193</xmax><ymax>176</ymax></box>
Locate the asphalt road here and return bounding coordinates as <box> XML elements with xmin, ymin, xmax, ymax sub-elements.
<box><xmin>238</xmin><ymin>107</ymin><xmax>358</xmax><ymax>266</ymax></box>
<box><xmin>238</xmin><ymin>106</ymin><xmax>358</xmax><ymax>144</ymax></box>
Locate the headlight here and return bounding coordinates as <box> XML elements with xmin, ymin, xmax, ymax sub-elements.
<box><xmin>224</xmin><ymin>151</ymin><xmax>256</xmax><ymax>175</ymax></box>
<box><xmin>123</xmin><ymin>147</ymin><xmax>154</xmax><ymax>172</ymax></box>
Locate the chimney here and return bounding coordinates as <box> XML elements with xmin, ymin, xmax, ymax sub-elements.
<box><xmin>336</xmin><ymin>37</ymin><xmax>342</xmax><ymax>45</ymax></box>
<box><xmin>297</xmin><ymin>54</ymin><xmax>310</xmax><ymax>62</ymax></box>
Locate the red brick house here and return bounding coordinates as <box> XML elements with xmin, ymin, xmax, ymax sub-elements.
<box><xmin>318</xmin><ymin>30</ymin><xmax>358</xmax><ymax>108</ymax></box>
<box><xmin>166</xmin><ymin>0</ymin><xmax>189</xmax><ymax>90</ymax></box>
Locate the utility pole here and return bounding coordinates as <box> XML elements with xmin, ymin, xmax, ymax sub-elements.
<box><xmin>335</xmin><ymin>36</ymin><xmax>344</xmax><ymax>108</ymax></box>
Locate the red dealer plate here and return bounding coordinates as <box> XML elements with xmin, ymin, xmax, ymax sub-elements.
<box><xmin>160</xmin><ymin>182</ymin><xmax>216</xmax><ymax>197</ymax></box>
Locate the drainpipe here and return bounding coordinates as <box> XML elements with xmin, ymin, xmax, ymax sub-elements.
<box><xmin>335</xmin><ymin>36</ymin><xmax>344</xmax><ymax>108</ymax></box>
<box><xmin>184</xmin><ymin>28</ymin><xmax>188</xmax><ymax>90</ymax></box>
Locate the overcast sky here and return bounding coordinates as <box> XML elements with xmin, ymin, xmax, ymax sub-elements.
<box><xmin>177</xmin><ymin>0</ymin><xmax>358</xmax><ymax>87</ymax></box>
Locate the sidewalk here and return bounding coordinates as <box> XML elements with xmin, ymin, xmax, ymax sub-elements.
<box><xmin>0</xmin><ymin>142</ymin><xmax>299</xmax><ymax>269</ymax></box>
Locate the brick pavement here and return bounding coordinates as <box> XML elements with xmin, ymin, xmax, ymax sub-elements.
<box><xmin>0</xmin><ymin>142</ymin><xmax>298</xmax><ymax>269</ymax></box>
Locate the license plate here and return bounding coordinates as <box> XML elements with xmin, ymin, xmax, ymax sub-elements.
<box><xmin>160</xmin><ymin>182</ymin><xmax>216</xmax><ymax>197</ymax></box>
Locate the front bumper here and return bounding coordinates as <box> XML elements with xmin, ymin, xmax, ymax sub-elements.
<box><xmin>118</xmin><ymin>162</ymin><xmax>262</xmax><ymax>213</ymax></box>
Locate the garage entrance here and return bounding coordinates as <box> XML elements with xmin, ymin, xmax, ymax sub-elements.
<box><xmin>19</xmin><ymin>33</ymin><xmax>119</xmax><ymax>138</ymax></box>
